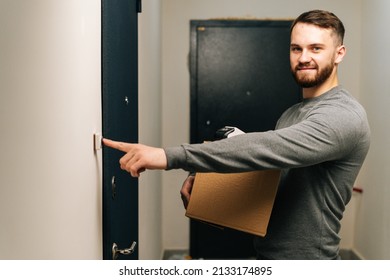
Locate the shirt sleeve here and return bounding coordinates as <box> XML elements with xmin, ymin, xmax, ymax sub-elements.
<box><xmin>164</xmin><ymin>105</ymin><xmax>365</xmax><ymax>173</ymax></box>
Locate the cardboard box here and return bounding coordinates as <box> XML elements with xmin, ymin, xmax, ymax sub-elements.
<box><xmin>185</xmin><ymin>169</ymin><xmax>281</xmax><ymax>237</ymax></box>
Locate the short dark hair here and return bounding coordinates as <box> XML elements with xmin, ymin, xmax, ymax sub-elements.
<box><xmin>291</xmin><ymin>10</ymin><xmax>345</xmax><ymax>45</ymax></box>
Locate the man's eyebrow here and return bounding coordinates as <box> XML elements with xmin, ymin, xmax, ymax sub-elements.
<box><xmin>290</xmin><ymin>43</ymin><xmax>326</xmax><ymax>47</ymax></box>
<box><xmin>290</xmin><ymin>43</ymin><xmax>301</xmax><ymax>48</ymax></box>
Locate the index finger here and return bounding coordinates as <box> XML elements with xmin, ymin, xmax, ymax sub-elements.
<box><xmin>102</xmin><ymin>138</ymin><xmax>132</xmax><ymax>153</ymax></box>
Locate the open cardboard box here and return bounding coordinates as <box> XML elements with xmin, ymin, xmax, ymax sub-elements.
<box><xmin>185</xmin><ymin>169</ymin><xmax>281</xmax><ymax>237</ymax></box>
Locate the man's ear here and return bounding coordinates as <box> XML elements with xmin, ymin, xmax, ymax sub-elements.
<box><xmin>335</xmin><ymin>45</ymin><xmax>346</xmax><ymax>64</ymax></box>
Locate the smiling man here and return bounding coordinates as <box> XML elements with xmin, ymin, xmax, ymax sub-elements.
<box><xmin>290</xmin><ymin>11</ymin><xmax>346</xmax><ymax>98</ymax></box>
<box><xmin>103</xmin><ymin>10</ymin><xmax>370</xmax><ymax>260</ymax></box>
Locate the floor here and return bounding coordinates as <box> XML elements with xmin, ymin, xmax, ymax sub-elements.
<box><xmin>163</xmin><ymin>249</ymin><xmax>362</xmax><ymax>260</ymax></box>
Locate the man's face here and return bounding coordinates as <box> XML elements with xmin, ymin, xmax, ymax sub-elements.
<box><xmin>290</xmin><ymin>23</ymin><xmax>340</xmax><ymax>88</ymax></box>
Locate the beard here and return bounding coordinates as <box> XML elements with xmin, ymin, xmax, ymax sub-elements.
<box><xmin>291</xmin><ymin>60</ymin><xmax>335</xmax><ymax>88</ymax></box>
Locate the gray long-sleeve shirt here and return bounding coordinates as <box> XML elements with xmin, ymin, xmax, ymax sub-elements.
<box><xmin>164</xmin><ymin>86</ymin><xmax>370</xmax><ymax>259</ymax></box>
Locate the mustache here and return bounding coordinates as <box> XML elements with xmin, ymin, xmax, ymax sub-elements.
<box><xmin>295</xmin><ymin>63</ymin><xmax>318</xmax><ymax>71</ymax></box>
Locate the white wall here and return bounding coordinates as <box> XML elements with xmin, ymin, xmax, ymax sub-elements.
<box><xmin>355</xmin><ymin>0</ymin><xmax>390</xmax><ymax>259</ymax></box>
<box><xmin>0</xmin><ymin>0</ymin><xmax>102</xmax><ymax>259</ymax></box>
<box><xmin>161</xmin><ymin>0</ymin><xmax>364</xmax><ymax>253</ymax></box>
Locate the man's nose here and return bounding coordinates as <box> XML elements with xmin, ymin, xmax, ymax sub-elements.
<box><xmin>298</xmin><ymin>49</ymin><xmax>311</xmax><ymax>63</ymax></box>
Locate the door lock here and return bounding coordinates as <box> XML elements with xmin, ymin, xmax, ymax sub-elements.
<box><xmin>112</xmin><ymin>241</ymin><xmax>137</xmax><ymax>260</ymax></box>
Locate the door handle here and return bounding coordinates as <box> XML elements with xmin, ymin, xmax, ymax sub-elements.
<box><xmin>112</xmin><ymin>241</ymin><xmax>137</xmax><ymax>260</ymax></box>
<box><xmin>111</xmin><ymin>176</ymin><xmax>117</xmax><ymax>199</ymax></box>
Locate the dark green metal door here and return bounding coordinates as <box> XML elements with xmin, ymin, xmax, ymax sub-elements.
<box><xmin>102</xmin><ymin>0</ymin><xmax>141</xmax><ymax>260</ymax></box>
<box><xmin>189</xmin><ymin>20</ymin><xmax>302</xmax><ymax>259</ymax></box>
